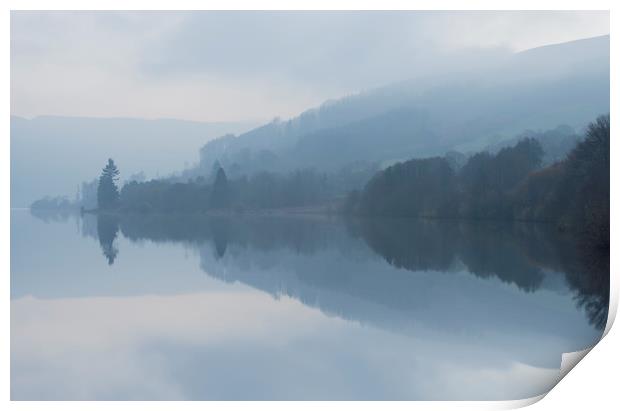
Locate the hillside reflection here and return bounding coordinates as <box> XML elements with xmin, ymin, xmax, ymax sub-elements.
<box><xmin>84</xmin><ymin>213</ymin><xmax>609</xmax><ymax>331</ymax></box>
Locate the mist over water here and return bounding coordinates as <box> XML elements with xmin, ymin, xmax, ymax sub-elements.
<box><xmin>11</xmin><ymin>210</ymin><xmax>607</xmax><ymax>400</ymax></box>
<box><xmin>10</xmin><ymin>10</ymin><xmax>610</xmax><ymax>402</ymax></box>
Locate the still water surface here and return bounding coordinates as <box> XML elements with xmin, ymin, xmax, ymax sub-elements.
<box><xmin>11</xmin><ymin>210</ymin><xmax>608</xmax><ymax>400</ymax></box>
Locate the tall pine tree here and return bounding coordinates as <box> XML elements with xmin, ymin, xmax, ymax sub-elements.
<box><xmin>97</xmin><ymin>158</ymin><xmax>120</xmax><ymax>210</ymax></box>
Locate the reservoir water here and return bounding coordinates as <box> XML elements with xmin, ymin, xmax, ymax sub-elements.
<box><xmin>10</xmin><ymin>210</ymin><xmax>608</xmax><ymax>400</ymax></box>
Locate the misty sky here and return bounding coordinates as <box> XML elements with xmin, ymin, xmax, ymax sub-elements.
<box><xmin>11</xmin><ymin>11</ymin><xmax>609</xmax><ymax>123</ymax></box>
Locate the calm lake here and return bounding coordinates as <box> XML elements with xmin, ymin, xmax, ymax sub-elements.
<box><xmin>10</xmin><ymin>209</ymin><xmax>608</xmax><ymax>400</ymax></box>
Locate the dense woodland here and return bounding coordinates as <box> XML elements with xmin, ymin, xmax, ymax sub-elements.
<box><xmin>346</xmin><ymin>114</ymin><xmax>610</xmax><ymax>249</ymax></box>
<box><xmin>118</xmin><ymin>166</ymin><xmax>340</xmax><ymax>213</ymax></box>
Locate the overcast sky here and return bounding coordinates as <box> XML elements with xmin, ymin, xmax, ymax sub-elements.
<box><xmin>11</xmin><ymin>11</ymin><xmax>609</xmax><ymax>123</ymax></box>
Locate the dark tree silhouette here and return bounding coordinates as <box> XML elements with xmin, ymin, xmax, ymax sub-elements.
<box><xmin>511</xmin><ymin>114</ymin><xmax>609</xmax><ymax>249</ymax></box>
<box><xmin>360</xmin><ymin>157</ymin><xmax>458</xmax><ymax>217</ymax></box>
<box><xmin>97</xmin><ymin>159</ymin><xmax>120</xmax><ymax>210</ymax></box>
<box><xmin>567</xmin><ymin>114</ymin><xmax>610</xmax><ymax>250</ymax></box>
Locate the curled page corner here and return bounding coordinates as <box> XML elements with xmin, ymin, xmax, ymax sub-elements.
<box><xmin>557</xmin><ymin>346</ymin><xmax>594</xmax><ymax>387</ymax></box>
<box><xmin>515</xmin><ymin>347</ymin><xmax>596</xmax><ymax>409</ymax></box>
<box><xmin>560</xmin><ymin>347</ymin><xmax>593</xmax><ymax>380</ymax></box>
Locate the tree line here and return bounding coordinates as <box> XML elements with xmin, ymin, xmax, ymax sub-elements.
<box><xmin>96</xmin><ymin>160</ymin><xmax>339</xmax><ymax>214</ymax></box>
<box><xmin>70</xmin><ymin>113</ymin><xmax>609</xmax><ymax>252</ymax></box>
<box><xmin>345</xmin><ymin>114</ymin><xmax>609</xmax><ymax>249</ymax></box>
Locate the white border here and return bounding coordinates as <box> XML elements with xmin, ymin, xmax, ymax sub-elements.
<box><xmin>2</xmin><ymin>1</ymin><xmax>616</xmax><ymax>11</ymax></box>
<box><xmin>2</xmin><ymin>1</ymin><xmax>617</xmax><ymax>410</ymax></box>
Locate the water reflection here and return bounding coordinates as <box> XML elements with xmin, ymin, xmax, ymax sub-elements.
<box><xmin>96</xmin><ymin>214</ymin><xmax>120</xmax><ymax>265</ymax></box>
<box><xmin>352</xmin><ymin>218</ymin><xmax>609</xmax><ymax>330</ymax></box>
<box><xmin>13</xmin><ymin>209</ymin><xmax>609</xmax><ymax>400</ymax></box>
<box><xmin>87</xmin><ymin>213</ymin><xmax>608</xmax><ymax>330</ymax></box>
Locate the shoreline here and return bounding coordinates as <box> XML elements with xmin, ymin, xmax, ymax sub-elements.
<box><xmin>31</xmin><ymin>205</ymin><xmax>563</xmax><ymax>228</ymax></box>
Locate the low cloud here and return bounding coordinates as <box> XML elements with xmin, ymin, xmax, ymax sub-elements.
<box><xmin>11</xmin><ymin>11</ymin><xmax>609</xmax><ymax>122</ymax></box>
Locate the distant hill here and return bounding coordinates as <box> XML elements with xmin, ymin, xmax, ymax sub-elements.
<box><xmin>196</xmin><ymin>35</ymin><xmax>609</xmax><ymax>175</ymax></box>
<box><xmin>11</xmin><ymin>116</ymin><xmax>258</xmax><ymax>207</ymax></box>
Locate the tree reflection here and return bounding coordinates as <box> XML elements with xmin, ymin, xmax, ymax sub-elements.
<box><xmin>80</xmin><ymin>213</ymin><xmax>608</xmax><ymax>329</ymax></box>
<box><xmin>351</xmin><ymin>217</ymin><xmax>608</xmax><ymax>329</ymax></box>
<box><xmin>96</xmin><ymin>213</ymin><xmax>120</xmax><ymax>265</ymax></box>
<box><xmin>210</xmin><ymin>218</ymin><xmax>230</xmax><ymax>259</ymax></box>
<box><xmin>566</xmin><ymin>258</ymin><xmax>609</xmax><ymax>330</ymax></box>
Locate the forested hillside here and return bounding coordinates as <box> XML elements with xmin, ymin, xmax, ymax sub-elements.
<box><xmin>192</xmin><ymin>36</ymin><xmax>609</xmax><ymax>177</ymax></box>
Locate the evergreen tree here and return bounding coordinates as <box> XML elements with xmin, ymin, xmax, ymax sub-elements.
<box><xmin>98</xmin><ymin>158</ymin><xmax>120</xmax><ymax>210</ymax></box>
